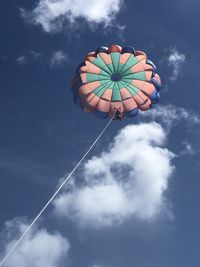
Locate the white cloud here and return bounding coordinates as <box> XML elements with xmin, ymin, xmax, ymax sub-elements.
<box><xmin>142</xmin><ymin>104</ymin><xmax>200</xmax><ymax>129</ymax></box>
<box><xmin>168</xmin><ymin>49</ymin><xmax>186</xmax><ymax>81</ymax></box>
<box><xmin>0</xmin><ymin>218</ymin><xmax>69</xmax><ymax>267</ymax></box>
<box><xmin>21</xmin><ymin>0</ymin><xmax>123</xmax><ymax>33</ymax></box>
<box><xmin>53</xmin><ymin>123</ymin><xmax>174</xmax><ymax>228</ymax></box>
<box><xmin>50</xmin><ymin>50</ymin><xmax>68</xmax><ymax>68</ymax></box>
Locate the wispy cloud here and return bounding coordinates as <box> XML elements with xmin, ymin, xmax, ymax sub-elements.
<box><xmin>21</xmin><ymin>0</ymin><xmax>123</xmax><ymax>33</ymax></box>
<box><xmin>168</xmin><ymin>49</ymin><xmax>186</xmax><ymax>81</ymax></box>
<box><xmin>50</xmin><ymin>50</ymin><xmax>68</xmax><ymax>68</ymax></box>
<box><xmin>16</xmin><ymin>56</ymin><xmax>28</xmax><ymax>65</ymax></box>
<box><xmin>0</xmin><ymin>55</ymin><xmax>8</xmax><ymax>62</ymax></box>
<box><xmin>142</xmin><ymin>104</ymin><xmax>200</xmax><ymax>129</ymax></box>
<box><xmin>0</xmin><ymin>218</ymin><xmax>69</xmax><ymax>267</ymax></box>
<box><xmin>143</xmin><ymin>105</ymin><xmax>200</xmax><ymax>156</ymax></box>
<box><xmin>53</xmin><ymin>123</ymin><xmax>174</xmax><ymax>228</ymax></box>
<box><xmin>16</xmin><ymin>50</ymin><xmax>42</xmax><ymax>65</ymax></box>
<box><xmin>180</xmin><ymin>140</ymin><xmax>196</xmax><ymax>156</ymax></box>
<box><xmin>16</xmin><ymin>50</ymin><xmax>67</xmax><ymax>68</ymax></box>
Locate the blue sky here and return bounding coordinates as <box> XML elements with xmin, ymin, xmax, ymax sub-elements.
<box><xmin>1</xmin><ymin>0</ymin><xmax>200</xmax><ymax>266</ymax></box>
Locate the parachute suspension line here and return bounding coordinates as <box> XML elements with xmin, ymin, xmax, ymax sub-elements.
<box><xmin>0</xmin><ymin>114</ymin><xmax>115</xmax><ymax>267</ymax></box>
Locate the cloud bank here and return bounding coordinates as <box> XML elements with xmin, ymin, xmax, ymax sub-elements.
<box><xmin>0</xmin><ymin>218</ymin><xmax>69</xmax><ymax>267</ymax></box>
<box><xmin>21</xmin><ymin>0</ymin><xmax>123</xmax><ymax>33</ymax></box>
<box><xmin>53</xmin><ymin>123</ymin><xmax>174</xmax><ymax>227</ymax></box>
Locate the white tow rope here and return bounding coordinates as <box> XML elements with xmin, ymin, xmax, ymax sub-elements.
<box><xmin>0</xmin><ymin>115</ymin><xmax>114</xmax><ymax>266</ymax></box>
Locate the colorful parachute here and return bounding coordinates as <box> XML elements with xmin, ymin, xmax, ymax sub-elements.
<box><xmin>71</xmin><ymin>44</ymin><xmax>161</xmax><ymax>120</ymax></box>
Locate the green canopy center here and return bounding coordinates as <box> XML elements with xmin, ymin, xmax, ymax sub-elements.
<box><xmin>110</xmin><ymin>73</ymin><xmax>122</xmax><ymax>82</ymax></box>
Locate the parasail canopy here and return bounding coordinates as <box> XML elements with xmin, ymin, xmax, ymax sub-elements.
<box><xmin>71</xmin><ymin>44</ymin><xmax>161</xmax><ymax>120</ymax></box>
